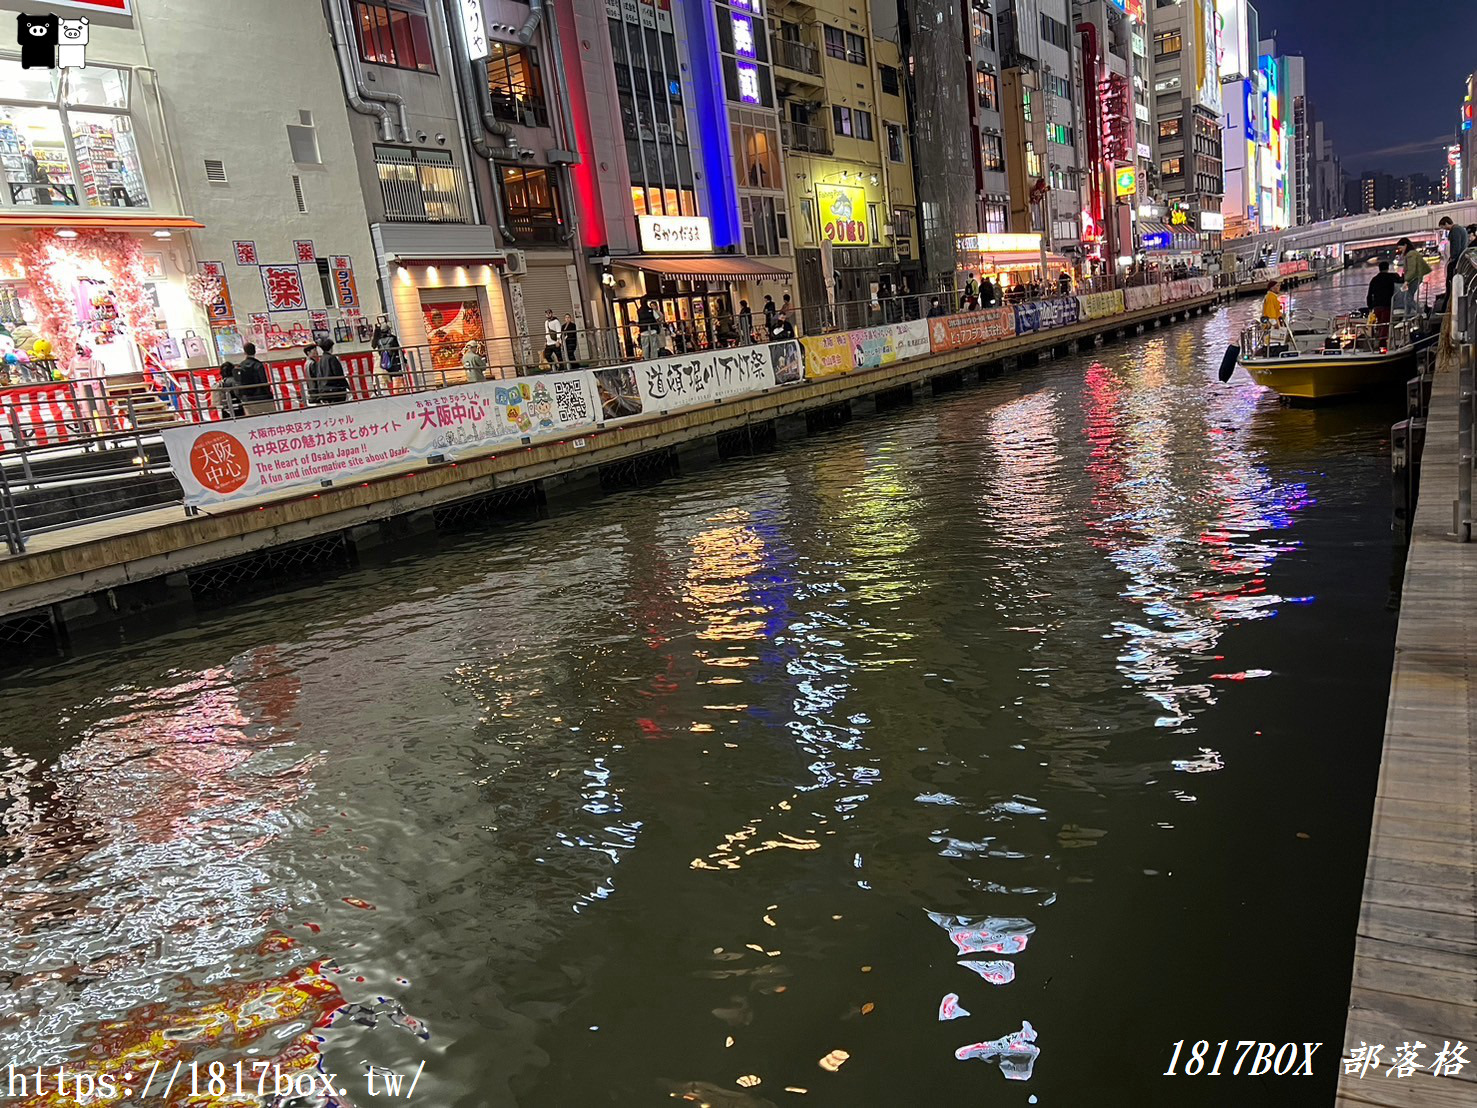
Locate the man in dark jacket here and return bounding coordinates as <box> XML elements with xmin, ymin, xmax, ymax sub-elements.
<box><xmin>236</xmin><ymin>341</ymin><xmax>274</xmax><ymax>416</ymax></box>
<box><xmin>310</xmin><ymin>338</ymin><xmax>349</xmax><ymax>404</ymax></box>
<box><xmin>1367</xmin><ymin>260</ymin><xmax>1400</xmax><ymax>343</ymax></box>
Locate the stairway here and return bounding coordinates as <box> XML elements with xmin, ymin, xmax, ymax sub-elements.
<box><xmin>106</xmin><ymin>377</ymin><xmax>184</xmax><ymax>432</ymax></box>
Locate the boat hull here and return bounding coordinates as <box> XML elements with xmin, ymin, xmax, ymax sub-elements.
<box><xmin>1238</xmin><ymin>335</ymin><xmax>1436</xmax><ymax>401</ymax></box>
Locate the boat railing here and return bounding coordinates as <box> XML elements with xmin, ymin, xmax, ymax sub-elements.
<box><xmin>1241</xmin><ymin>310</ymin><xmax>1420</xmax><ymax>360</ymax></box>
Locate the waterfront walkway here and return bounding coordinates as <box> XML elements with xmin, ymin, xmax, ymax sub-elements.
<box><xmin>1337</xmin><ymin>361</ymin><xmax>1477</xmax><ymax>1106</ymax></box>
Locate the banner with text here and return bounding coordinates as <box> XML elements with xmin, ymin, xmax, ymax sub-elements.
<box><xmin>851</xmin><ymin>320</ymin><xmax>931</xmax><ymax>369</ymax></box>
<box><xmin>1036</xmin><ymin>297</ymin><xmax>1081</xmax><ymax>331</ymax></box>
<box><xmin>164</xmin><ymin>368</ymin><xmax>601</xmax><ymax>508</ymax></box>
<box><xmin>927</xmin><ymin>308</ymin><xmax>1016</xmax><ymax>353</ymax></box>
<box><xmin>592</xmin><ymin>342</ymin><xmax>801</xmax><ymax>423</ymax></box>
<box><xmin>1077</xmin><ymin>290</ymin><xmax>1126</xmax><ymax>320</ymax></box>
<box><xmin>801</xmin><ymin>332</ymin><xmax>856</xmax><ymax>379</ymax></box>
<box><xmin>1123</xmin><ymin>285</ymin><xmax>1162</xmax><ymax>312</ymax></box>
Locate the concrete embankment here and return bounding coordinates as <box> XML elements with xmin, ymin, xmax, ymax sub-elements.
<box><xmin>0</xmin><ymin>293</ymin><xmax>1223</xmax><ymax>656</ymax></box>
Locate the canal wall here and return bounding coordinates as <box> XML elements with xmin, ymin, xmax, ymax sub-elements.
<box><xmin>0</xmin><ymin>292</ymin><xmax>1224</xmax><ymax>658</ymax></box>
<box><xmin>1336</xmin><ymin>358</ymin><xmax>1477</xmax><ymax>1106</ymax></box>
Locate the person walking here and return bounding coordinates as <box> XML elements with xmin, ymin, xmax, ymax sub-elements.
<box><xmin>737</xmin><ymin>299</ymin><xmax>753</xmax><ymax>344</ymax></box>
<box><xmin>542</xmin><ymin>309</ymin><xmax>564</xmax><ymax>367</ymax></box>
<box><xmin>963</xmin><ymin>272</ymin><xmax>978</xmax><ymax>310</ymax></box>
<box><xmin>1057</xmin><ymin>269</ymin><xmax>1072</xmax><ymax>296</ymax></box>
<box><xmin>235</xmin><ymin>341</ymin><xmax>274</xmax><ymax>417</ymax></box>
<box><xmin>980</xmin><ymin>276</ymin><xmax>996</xmax><ymax>308</ymax></box>
<box><xmin>1366</xmin><ymin>260</ymin><xmax>1399</xmax><ymax>343</ymax></box>
<box><xmin>637</xmin><ymin>300</ymin><xmax>662</xmax><ymax>361</ymax></box>
<box><xmin>1440</xmin><ymin>215</ymin><xmax>1468</xmax><ymax>307</ymax></box>
<box><xmin>212</xmin><ymin>361</ymin><xmax>245</xmax><ymax>419</ymax></box>
<box><xmin>562</xmin><ymin>314</ymin><xmax>579</xmax><ymax>365</ymax></box>
<box><xmin>300</xmin><ymin>343</ymin><xmax>320</xmax><ymax>405</ymax></box>
<box><xmin>461</xmin><ymin>340</ymin><xmax>488</xmax><ymax>382</ymax></box>
<box><xmin>311</xmin><ymin>337</ymin><xmax>349</xmax><ymax>404</ymax></box>
<box><xmin>375</xmin><ymin>326</ymin><xmax>405</xmax><ymax>393</ymax></box>
<box><xmin>763</xmin><ymin>295</ymin><xmax>777</xmax><ymax>335</ymax></box>
<box><xmin>1397</xmin><ymin>238</ymin><xmax>1431</xmax><ymax>319</ymax></box>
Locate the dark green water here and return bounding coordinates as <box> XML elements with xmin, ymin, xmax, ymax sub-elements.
<box><xmin>0</xmin><ymin>274</ymin><xmax>1401</xmax><ymax>1106</ymax></box>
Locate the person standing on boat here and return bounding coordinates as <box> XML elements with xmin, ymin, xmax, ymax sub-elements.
<box><xmin>1366</xmin><ymin>260</ymin><xmax>1399</xmax><ymax>343</ymax></box>
<box><xmin>1261</xmin><ymin>279</ymin><xmax>1284</xmax><ymax>323</ymax></box>
<box><xmin>1396</xmin><ymin>238</ymin><xmax>1431</xmax><ymax>318</ymax></box>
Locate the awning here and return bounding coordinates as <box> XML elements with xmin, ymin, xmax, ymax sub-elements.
<box><xmin>618</xmin><ymin>255</ymin><xmax>792</xmax><ymax>282</ymax></box>
<box><xmin>963</xmin><ymin>251</ymin><xmax>1071</xmax><ymax>272</ymax></box>
<box><xmin>0</xmin><ymin>214</ymin><xmax>204</xmax><ymax>230</ymax></box>
<box><xmin>1138</xmin><ymin>220</ymin><xmax>1171</xmax><ymax>237</ymax></box>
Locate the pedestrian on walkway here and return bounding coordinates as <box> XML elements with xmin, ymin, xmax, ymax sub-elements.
<box><xmin>300</xmin><ymin>343</ymin><xmax>320</xmax><ymax>405</ymax></box>
<box><xmin>1397</xmin><ymin>238</ymin><xmax>1431</xmax><ymax>318</ymax></box>
<box><xmin>927</xmin><ymin>296</ymin><xmax>944</xmax><ymax>318</ymax></box>
<box><xmin>1057</xmin><ymin>269</ymin><xmax>1072</xmax><ymax>296</ymax></box>
<box><xmin>212</xmin><ymin>361</ymin><xmax>245</xmax><ymax>419</ymax></box>
<box><xmin>236</xmin><ymin>341</ymin><xmax>274</xmax><ymax>416</ymax></box>
<box><xmin>636</xmin><ymin>301</ymin><xmax>662</xmax><ymax>361</ymax></box>
<box><xmin>462</xmin><ymin>340</ymin><xmax>488</xmax><ymax>382</ymax></box>
<box><xmin>1440</xmin><ymin>216</ymin><xmax>1468</xmax><ymax>307</ymax></box>
<box><xmin>563</xmin><ymin>314</ymin><xmax>579</xmax><ymax>365</ymax></box>
<box><xmin>763</xmin><ymin>295</ymin><xmax>777</xmax><ymax>334</ymax></box>
<box><xmin>737</xmin><ymin>299</ymin><xmax>753</xmax><ymax>344</ymax></box>
<box><xmin>311</xmin><ymin>338</ymin><xmax>349</xmax><ymax>404</ymax></box>
<box><xmin>980</xmin><ymin>276</ymin><xmax>996</xmax><ymax>308</ymax></box>
<box><xmin>543</xmin><ymin>309</ymin><xmax>564</xmax><ymax>367</ymax></box>
<box><xmin>963</xmin><ymin>272</ymin><xmax>977</xmax><ymax>310</ymax></box>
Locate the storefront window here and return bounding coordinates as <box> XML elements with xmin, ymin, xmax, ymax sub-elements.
<box><xmin>69</xmin><ymin>114</ymin><xmax>148</xmax><ymax>207</ymax></box>
<box><xmin>421</xmin><ymin>297</ymin><xmax>484</xmax><ymax>373</ymax></box>
<box><xmin>0</xmin><ymin>62</ymin><xmax>152</xmax><ymax>209</ymax></box>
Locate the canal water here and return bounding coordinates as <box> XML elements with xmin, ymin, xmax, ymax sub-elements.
<box><xmin>1</xmin><ymin>273</ymin><xmax>1402</xmax><ymax>1106</ymax></box>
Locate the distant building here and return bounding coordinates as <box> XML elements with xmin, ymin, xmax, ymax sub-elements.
<box><xmin>1149</xmin><ymin>0</ymin><xmax>1224</xmax><ymax>250</ymax></box>
<box><xmin>1360</xmin><ymin>171</ymin><xmax>1395</xmax><ymax>213</ymax></box>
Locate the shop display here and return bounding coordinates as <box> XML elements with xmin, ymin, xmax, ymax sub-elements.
<box><xmin>422</xmin><ymin>300</ymin><xmax>483</xmax><ymax>372</ymax></box>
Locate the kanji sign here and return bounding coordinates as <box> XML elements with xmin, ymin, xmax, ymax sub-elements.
<box><xmin>233</xmin><ymin>241</ymin><xmax>258</xmax><ymax>265</ymax></box>
<box><xmin>330</xmin><ymin>256</ymin><xmax>359</xmax><ymax>309</ymax></box>
<box><xmin>261</xmin><ymin>265</ymin><xmax>307</xmax><ymax>312</ymax></box>
<box><xmin>294</xmin><ymin>240</ymin><xmax>316</xmax><ymax>264</ymax></box>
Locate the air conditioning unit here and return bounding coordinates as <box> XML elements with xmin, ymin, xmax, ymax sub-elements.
<box><xmin>502</xmin><ymin>249</ymin><xmax>527</xmax><ymax>276</ymax></box>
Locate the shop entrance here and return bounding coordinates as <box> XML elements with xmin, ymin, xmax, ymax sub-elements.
<box><xmin>612</xmin><ymin>280</ymin><xmax>732</xmax><ymax>359</ymax></box>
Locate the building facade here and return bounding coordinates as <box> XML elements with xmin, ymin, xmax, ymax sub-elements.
<box><xmin>1149</xmin><ymin>0</ymin><xmax>1222</xmax><ymax>253</ymax></box>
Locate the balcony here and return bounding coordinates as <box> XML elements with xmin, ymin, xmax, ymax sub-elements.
<box><xmin>772</xmin><ymin>39</ymin><xmax>823</xmax><ymax>81</ymax></box>
<box><xmin>376</xmin><ymin>156</ymin><xmax>471</xmax><ymax>224</ymax></box>
<box><xmin>783</xmin><ymin>121</ymin><xmax>832</xmax><ymax>155</ymax></box>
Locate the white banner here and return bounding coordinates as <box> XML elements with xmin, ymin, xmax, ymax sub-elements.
<box><xmin>591</xmin><ymin>342</ymin><xmax>801</xmax><ymax>422</ymax></box>
<box><xmin>164</xmin><ymin>368</ymin><xmax>600</xmax><ymax>508</ymax></box>
<box><xmin>852</xmin><ymin>320</ymin><xmax>930</xmax><ymax>368</ymax></box>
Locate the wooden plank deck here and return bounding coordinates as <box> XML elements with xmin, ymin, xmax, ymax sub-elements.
<box><xmin>1336</xmin><ymin>358</ymin><xmax>1477</xmax><ymax>1106</ymax></box>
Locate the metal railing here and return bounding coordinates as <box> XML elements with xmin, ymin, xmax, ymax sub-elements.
<box><xmin>375</xmin><ymin>158</ymin><xmax>472</xmax><ymax>224</ymax></box>
<box><xmin>773</xmin><ymin>39</ymin><xmax>822</xmax><ymax>76</ymax></box>
<box><xmin>782</xmin><ymin>120</ymin><xmax>832</xmax><ymax>155</ymax></box>
<box><xmin>1454</xmin><ymin>256</ymin><xmax>1476</xmax><ymax>541</ymax></box>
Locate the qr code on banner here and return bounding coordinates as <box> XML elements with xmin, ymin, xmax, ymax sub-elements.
<box><xmin>554</xmin><ymin>379</ymin><xmax>589</xmax><ymax>424</ymax></box>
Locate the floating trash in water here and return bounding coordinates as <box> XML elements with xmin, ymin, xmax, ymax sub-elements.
<box><xmin>955</xmin><ymin>1020</ymin><xmax>1040</xmax><ymax>1080</ymax></box>
<box><xmin>736</xmin><ymin>1074</ymin><xmax>761</xmax><ymax>1087</ymax></box>
<box><xmin>1209</xmin><ymin>669</ymin><xmax>1272</xmax><ymax>681</ymax></box>
<box><xmin>939</xmin><ymin>993</ymin><xmax>971</xmax><ymax>1021</ymax></box>
<box><xmin>331</xmin><ymin>998</ymin><xmax>431</xmax><ymax>1040</ymax></box>
<box><xmin>957</xmin><ymin>960</ymin><xmax>1015</xmax><ymax>985</ymax></box>
<box><xmin>914</xmin><ymin>792</ymin><xmax>961</xmax><ymax>805</ymax></box>
<box><xmin>927</xmin><ymin>912</ymin><xmax>1035</xmax><ymax>955</ymax></box>
<box><xmin>818</xmin><ymin>1049</ymin><xmax>850</xmax><ymax>1072</ymax></box>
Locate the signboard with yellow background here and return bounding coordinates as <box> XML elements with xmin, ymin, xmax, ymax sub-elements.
<box><xmin>816</xmin><ymin>183</ymin><xmax>869</xmax><ymax>245</ymax></box>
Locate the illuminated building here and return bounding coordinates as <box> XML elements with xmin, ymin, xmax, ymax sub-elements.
<box><xmin>772</xmin><ymin>0</ymin><xmax>919</xmax><ymax>327</ymax></box>
<box><xmin>1215</xmin><ymin>0</ymin><xmax>1259</xmax><ymax>237</ymax></box>
<box><xmin>1149</xmin><ymin>0</ymin><xmax>1224</xmax><ymax>250</ymax></box>
<box><xmin>1459</xmin><ymin>73</ymin><xmax>1475</xmax><ymax>201</ymax></box>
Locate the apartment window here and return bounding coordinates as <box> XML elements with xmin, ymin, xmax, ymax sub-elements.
<box><xmin>631</xmin><ymin>185</ymin><xmax>697</xmax><ymax>216</ymax></box>
<box><xmin>879</xmin><ymin>64</ymin><xmax>900</xmax><ymax>96</ymax></box>
<box><xmin>971</xmin><ymin>7</ymin><xmax>994</xmax><ymax>50</ymax></box>
<box><xmin>982</xmin><ymin>133</ymin><xmax>1005</xmax><ymax>171</ymax></box>
<box><xmin>845</xmin><ymin>32</ymin><xmax>867</xmax><ymax>65</ymax></box>
<box><xmin>1154</xmin><ymin>75</ymin><xmax>1182</xmax><ymax>94</ymax></box>
<box><xmin>486</xmin><ymin>43</ymin><xmax>547</xmax><ymax>126</ymax></box>
<box><xmin>1045</xmin><ymin>74</ymin><xmax>1071</xmax><ymax>100</ymax></box>
<box><xmin>353</xmin><ymin>0</ymin><xmax>436</xmax><ymax>73</ymax></box>
<box><xmin>375</xmin><ymin>146</ymin><xmax>467</xmax><ymax>222</ymax></box>
<box><xmin>733</xmin><ymin>118</ymin><xmax>781</xmax><ymax>189</ymax></box>
<box><xmin>984</xmin><ymin>198</ymin><xmax>1007</xmax><ymax>233</ymax></box>
<box><xmin>892</xmin><ymin>206</ymin><xmax>913</xmax><ymax>239</ymax></box>
<box><xmin>1022</xmin><ymin>88</ymin><xmax>1033</xmax><ymax>123</ymax></box>
<box><xmin>824</xmin><ymin>26</ymin><xmax>846</xmax><ymax>59</ymax></box>
<box><xmin>741</xmin><ymin>194</ymin><xmax>788</xmax><ymax>256</ymax></box>
<box><xmin>1153</xmin><ymin>30</ymin><xmax>1182</xmax><ymax>57</ymax></box>
<box><xmin>976</xmin><ymin>69</ymin><xmax>999</xmax><ymax>111</ymax></box>
<box><xmin>1161</xmin><ymin>156</ymin><xmax>1183</xmax><ymax>177</ymax></box>
<box><xmin>1046</xmin><ymin>122</ymin><xmax>1073</xmax><ymax>147</ymax></box>
<box><xmin>831</xmin><ymin>105</ymin><xmax>872</xmax><ymax>139</ymax></box>
<box><xmin>500</xmin><ymin>166</ymin><xmax>564</xmax><ymax>243</ymax></box>
<box><xmin>1040</xmin><ymin>14</ymin><xmax>1069</xmax><ymax>50</ymax></box>
<box><xmin>1158</xmin><ymin>117</ymin><xmax>1182</xmax><ymax>139</ymax></box>
<box><xmin>885</xmin><ymin>121</ymin><xmax>905</xmax><ymax>163</ymax></box>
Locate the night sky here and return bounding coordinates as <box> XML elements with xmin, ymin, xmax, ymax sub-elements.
<box><xmin>1255</xmin><ymin>0</ymin><xmax>1477</xmax><ymax>178</ymax></box>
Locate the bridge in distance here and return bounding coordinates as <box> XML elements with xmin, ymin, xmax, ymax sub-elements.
<box><xmin>1224</xmin><ymin>198</ymin><xmax>1477</xmax><ymax>263</ymax></box>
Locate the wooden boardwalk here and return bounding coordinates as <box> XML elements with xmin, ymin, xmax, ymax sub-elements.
<box><xmin>1336</xmin><ymin>361</ymin><xmax>1477</xmax><ymax>1107</ymax></box>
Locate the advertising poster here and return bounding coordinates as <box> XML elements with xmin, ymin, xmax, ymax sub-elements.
<box><xmin>233</xmin><ymin>241</ymin><xmax>258</xmax><ymax>266</ymax></box>
<box><xmin>929</xmin><ymin>308</ymin><xmax>1015</xmax><ymax>353</ymax></box>
<box><xmin>261</xmin><ymin>265</ymin><xmax>308</xmax><ymax>312</ymax></box>
<box><xmin>815</xmin><ymin>183</ymin><xmax>869</xmax><ymax>244</ymax></box>
<box><xmin>164</xmin><ymin>368</ymin><xmax>601</xmax><ymax>508</ymax></box>
<box><xmin>801</xmin><ymin>332</ymin><xmax>855</xmax><ymax>378</ymax></box>
<box><xmin>593</xmin><ymin>343</ymin><xmax>791</xmax><ymax>421</ymax></box>
<box><xmin>294</xmin><ymin>240</ymin><xmax>317</xmax><ymax>264</ymax></box>
<box><xmin>331</xmin><ymin>256</ymin><xmax>360</xmax><ymax>310</ymax></box>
